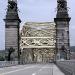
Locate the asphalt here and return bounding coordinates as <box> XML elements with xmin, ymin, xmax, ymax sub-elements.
<box><xmin>0</xmin><ymin>63</ymin><xmax>65</xmax><ymax>75</ymax></box>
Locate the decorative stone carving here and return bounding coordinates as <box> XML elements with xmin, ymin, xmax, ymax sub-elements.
<box><xmin>20</xmin><ymin>22</ymin><xmax>56</xmax><ymax>63</ymax></box>
<box><xmin>20</xmin><ymin>22</ymin><xmax>56</xmax><ymax>48</ymax></box>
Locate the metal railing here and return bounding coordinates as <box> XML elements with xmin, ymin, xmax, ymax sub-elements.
<box><xmin>56</xmin><ymin>60</ymin><xmax>75</xmax><ymax>75</ymax></box>
<box><xmin>0</xmin><ymin>61</ymin><xmax>18</xmax><ymax>68</ymax></box>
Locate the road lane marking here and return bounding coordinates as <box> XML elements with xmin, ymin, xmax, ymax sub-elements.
<box><xmin>32</xmin><ymin>64</ymin><xmax>53</xmax><ymax>75</ymax></box>
<box><xmin>32</xmin><ymin>65</ymin><xmax>45</xmax><ymax>75</ymax></box>
<box><xmin>0</xmin><ymin>66</ymin><xmax>35</xmax><ymax>75</ymax></box>
<box><xmin>32</xmin><ymin>73</ymin><xmax>36</xmax><ymax>75</ymax></box>
<box><xmin>0</xmin><ymin>64</ymin><xmax>54</xmax><ymax>75</ymax></box>
<box><xmin>39</xmin><ymin>69</ymin><xmax>42</xmax><ymax>71</ymax></box>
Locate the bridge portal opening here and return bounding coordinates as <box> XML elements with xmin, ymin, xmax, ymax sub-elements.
<box><xmin>21</xmin><ymin>48</ymin><xmax>55</xmax><ymax>64</ymax></box>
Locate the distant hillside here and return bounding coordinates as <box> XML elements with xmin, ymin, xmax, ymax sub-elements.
<box><xmin>70</xmin><ymin>46</ymin><xmax>75</xmax><ymax>52</ymax></box>
<box><xmin>0</xmin><ymin>50</ymin><xmax>5</xmax><ymax>53</ymax></box>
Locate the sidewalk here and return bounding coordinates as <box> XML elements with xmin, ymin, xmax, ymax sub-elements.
<box><xmin>53</xmin><ymin>65</ymin><xmax>65</xmax><ymax>75</ymax></box>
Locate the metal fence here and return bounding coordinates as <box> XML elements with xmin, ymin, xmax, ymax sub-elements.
<box><xmin>56</xmin><ymin>60</ymin><xmax>75</xmax><ymax>75</ymax></box>
<box><xmin>0</xmin><ymin>61</ymin><xmax>18</xmax><ymax>68</ymax></box>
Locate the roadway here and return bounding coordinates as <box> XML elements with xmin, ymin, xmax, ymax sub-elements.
<box><xmin>0</xmin><ymin>63</ymin><xmax>65</xmax><ymax>75</ymax></box>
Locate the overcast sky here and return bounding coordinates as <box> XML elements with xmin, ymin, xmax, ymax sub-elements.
<box><xmin>0</xmin><ymin>0</ymin><xmax>75</xmax><ymax>50</ymax></box>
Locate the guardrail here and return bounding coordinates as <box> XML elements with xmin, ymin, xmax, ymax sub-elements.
<box><xmin>56</xmin><ymin>60</ymin><xmax>75</xmax><ymax>75</ymax></box>
<box><xmin>0</xmin><ymin>61</ymin><xmax>18</xmax><ymax>68</ymax></box>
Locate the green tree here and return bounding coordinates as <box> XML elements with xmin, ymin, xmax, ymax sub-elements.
<box><xmin>7</xmin><ymin>47</ymin><xmax>15</xmax><ymax>61</ymax></box>
<box><xmin>0</xmin><ymin>55</ymin><xmax>5</xmax><ymax>61</ymax></box>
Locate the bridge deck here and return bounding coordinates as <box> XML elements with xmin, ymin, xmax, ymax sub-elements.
<box><xmin>0</xmin><ymin>63</ymin><xmax>64</xmax><ymax>75</ymax></box>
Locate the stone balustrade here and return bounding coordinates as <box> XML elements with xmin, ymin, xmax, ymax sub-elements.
<box><xmin>56</xmin><ymin>60</ymin><xmax>75</xmax><ymax>75</ymax></box>
<box><xmin>0</xmin><ymin>61</ymin><xmax>18</xmax><ymax>68</ymax></box>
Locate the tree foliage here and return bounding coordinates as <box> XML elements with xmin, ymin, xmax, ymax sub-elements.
<box><xmin>7</xmin><ymin>47</ymin><xmax>15</xmax><ymax>61</ymax></box>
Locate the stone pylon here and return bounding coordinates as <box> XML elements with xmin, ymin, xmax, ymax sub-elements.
<box><xmin>4</xmin><ymin>0</ymin><xmax>21</xmax><ymax>61</ymax></box>
<box><xmin>54</xmin><ymin>0</ymin><xmax>71</xmax><ymax>60</ymax></box>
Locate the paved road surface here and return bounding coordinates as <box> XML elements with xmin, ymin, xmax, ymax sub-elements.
<box><xmin>0</xmin><ymin>63</ymin><xmax>64</xmax><ymax>75</ymax></box>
